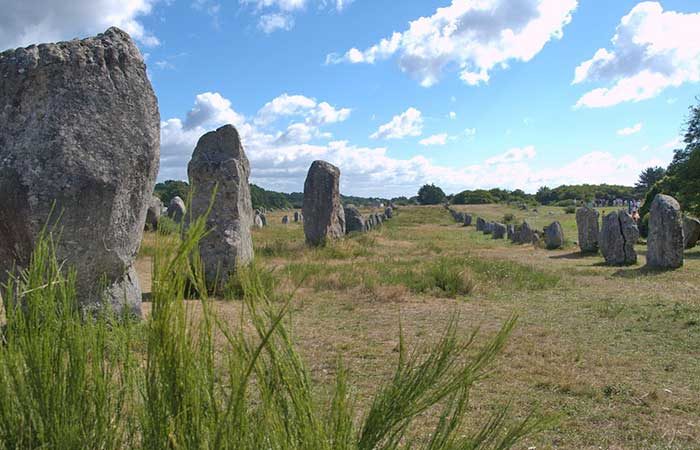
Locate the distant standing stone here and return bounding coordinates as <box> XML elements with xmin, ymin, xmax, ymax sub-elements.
<box><xmin>282</xmin><ymin>215</ymin><xmax>289</xmax><ymax>224</ymax></box>
<box><xmin>647</xmin><ymin>194</ymin><xmax>684</xmax><ymax>269</ymax></box>
<box><xmin>168</xmin><ymin>196</ymin><xmax>186</xmax><ymax>223</ymax></box>
<box><xmin>544</xmin><ymin>221</ymin><xmax>564</xmax><ymax>249</ymax></box>
<box><xmin>517</xmin><ymin>221</ymin><xmax>535</xmax><ymax>244</ymax></box>
<box><xmin>507</xmin><ymin>224</ymin><xmax>515</xmax><ymax>241</ymax></box>
<box><xmin>600</xmin><ymin>211</ymin><xmax>639</xmax><ymax>265</ymax></box>
<box><xmin>476</xmin><ymin>217</ymin><xmax>486</xmax><ymax>232</ymax></box>
<box><xmin>146</xmin><ymin>196</ymin><xmax>163</xmax><ymax>231</ymax></box>
<box><xmin>683</xmin><ymin>216</ymin><xmax>700</xmax><ymax>249</ymax></box>
<box><xmin>344</xmin><ymin>205</ymin><xmax>365</xmax><ymax>233</ymax></box>
<box><xmin>464</xmin><ymin>214</ymin><xmax>472</xmax><ymax>226</ymax></box>
<box><xmin>254</xmin><ymin>214</ymin><xmax>264</xmax><ymax>229</ymax></box>
<box><xmin>0</xmin><ymin>27</ymin><xmax>159</xmax><ymax>316</ymax></box>
<box><xmin>385</xmin><ymin>207</ymin><xmax>393</xmax><ymax>219</ymax></box>
<box><xmin>302</xmin><ymin>160</ymin><xmax>345</xmax><ymax>246</ymax></box>
<box><xmin>492</xmin><ymin>222</ymin><xmax>506</xmax><ymax>239</ymax></box>
<box><xmin>188</xmin><ymin>125</ymin><xmax>254</xmax><ymax>289</ymax></box>
<box><xmin>294</xmin><ymin>211</ymin><xmax>300</xmax><ymax>222</ymax></box>
<box><xmin>576</xmin><ymin>206</ymin><xmax>600</xmax><ymax>253</ymax></box>
<box><xmin>483</xmin><ymin>222</ymin><xmax>493</xmax><ymax>235</ymax></box>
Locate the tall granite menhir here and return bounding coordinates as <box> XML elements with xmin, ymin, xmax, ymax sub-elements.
<box><xmin>188</xmin><ymin>125</ymin><xmax>254</xmax><ymax>290</ymax></box>
<box><xmin>647</xmin><ymin>194</ymin><xmax>684</xmax><ymax>269</ymax></box>
<box><xmin>303</xmin><ymin>161</ymin><xmax>345</xmax><ymax>246</ymax></box>
<box><xmin>0</xmin><ymin>27</ymin><xmax>159</xmax><ymax>316</ymax></box>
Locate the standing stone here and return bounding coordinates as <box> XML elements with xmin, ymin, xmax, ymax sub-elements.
<box><xmin>647</xmin><ymin>194</ymin><xmax>684</xmax><ymax>269</ymax></box>
<box><xmin>146</xmin><ymin>196</ymin><xmax>163</xmax><ymax>231</ymax></box>
<box><xmin>476</xmin><ymin>217</ymin><xmax>486</xmax><ymax>232</ymax></box>
<box><xmin>374</xmin><ymin>213</ymin><xmax>383</xmax><ymax>227</ymax></box>
<box><xmin>600</xmin><ymin>211</ymin><xmax>639</xmax><ymax>265</ymax></box>
<box><xmin>344</xmin><ymin>205</ymin><xmax>365</xmax><ymax>233</ymax></box>
<box><xmin>517</xmin><ymin>221</ymin><xmax>535</xmax><ymax>244</ymax></box>
<box><xmin>455</xmin><ymin>212</ymin><xmax>465</xmax><ymax>223</ymax></box>
<box><xmin>507</xmin><ymin>224</ymin><xmax>515</xmax><ymax>241</ymax></box>
<box><xmin>683</xmin><ymin>216</ymin><xmax>700</xmax><ymax>249</ymax></box>
<box><xmin>464</xmin><ymin>214</ymin><xmax>472</xmax><ymax>226</ymax></box>
<box><xmin>188</xmin><ymin>125</ymin><xmax>254</xmax><ymax>289</ymax></box>
<box><xmin>576</xmin><ymin>206</ymin><xmax>600</xmax><ymax>254</ymax></box>
<box><xmin>282</xmin><ymin>215</ymin><xmax>289</xmax><ymax>224</ymax></box>
<box><xmin>544</xmin><ymin>221</ymin><xmax>564</xmax><ymax>250</ymax></box>
<box><xmin>294</xmin><ymin>211</ymin><xmax>300</xmax><ymax>222</ymax></box>
<box><xmin>302</xmin><ymin>160</ymin><xmax>345</xmax><ymax>246</ymax></box>
<box><xmin>0</xmin><ymin>27</ymin><xmax>159</xmax><ymax>316</ymax></box>
<box><xmin>259</xmin><ymin>213</ymin><xmax>267</xmax><ymax>227</ymax></box>
<box><xmin>483</xmin><ymin>222</ymin><xmax>493</xmax><ymax>235</ymax></box>
<box><xmin>254</xmin><ymin>214</ymin><xmax>264</xmax><ymax>229</ymax></box>
<box><xmin>492</xmin><ymin>222</ymin><xmax>506</xmax><ymax>239</ymax></box>
<box><xmin>168</xmin><ymin>196</ymin><xmax>186</xmax><ymax>223</ymax></box>
<box><xmin>385</xmin><ymin>207</ymin><xmax>393</xmax><ymax>219</ymax></box>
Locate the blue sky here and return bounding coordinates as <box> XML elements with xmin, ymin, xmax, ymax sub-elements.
<box><xmin>2</xmin><ymin>0</ymin><xmax>700</xmax><ymax>197</ymax></box>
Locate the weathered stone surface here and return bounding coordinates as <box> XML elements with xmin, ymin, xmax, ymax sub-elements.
<box><xmin>455</xmin><ymin>212</ymin><xmax>465</xmax><ymax>223</ymax></box>
<box><xmin>188</xmin><ymin>125</ymin><xmax>254</xmax><ymax>289</ymax></box>
<box><xmin>302</xmin><ymin>160</ymin><xmax>345</xmax><ymax>246</ymax></box>
<box><xmin>254</xmin><ymin>214</ymin><xmax>264</xmax><ymax>229</ymax></box>
<box><xmin>683</xmin><ymin>216</ymin><xmax>700</xmax><ymax>249</ymax></box>
<box><xmin>517</xmin><ymin>221</ymin><xmax>535</xmax><ymax>244</ymax></box>
<box><xmin>464</xmin><ymin>214</ymin><xmax>472</xmax><ymax>226</ymax></box>
<box><xmin>146</xmin><ymin>196</ymin><xmax>163</xmax><ymax>231</ymax></box>
<box><xmin>374</xmin><ymin>213</ymin><xmax>382</xmax><ymax>226</ymax></box>
<box><xmin>344</xmin><ymin>205</ymin><xmax>365</xmax><ymax>233</ymax></box>
<box><xmin>576</xmin><ymin>206</ymin><xmax>600</xmax><ymax>253</ymax></box>
<box><xmin>600</xmin><ymin>211</ymin><xmax>639</xmax><ymax>265</ymax></box>
<box><xmin>492</xmin><ymin>222</ymin><xmax>506</xmax><ymax>239</ymax></box>
<box><xmin>385</xmin><ymin>207</ymin><xmax>393</xmax><ymax>219</ymax></box>
<box><xmin>544</xmin><ymin>221</ymin><xmax>564</xmax><ymax>249</ymax></box>
<box><xmin>0</xmin><ymin>27</ymin><xmax>159</xmax><ymax>316</ymax></box>
<box><xmin>476</xmin><ymin>217</ymin><xmax>486</xmax><ymax>232</ymax></box>
<box><xmin>483</xmin><ymin>222</ymin><xmax>493</xmax><ymax>235</ymax></box>
<box><xmin>294</xmin><ymin>211</ymin><xmax>300</xmax><ymax>222</ymax></box>
<box><xmin>647</xmin><ymin>194</ymin><xmax>684</xmax><ymax>269</ymax></box>
<box><xmin>168</xmin><ymin>196</ymin><xmax>186</xmax><ymax>223</ymax></box>
<box><xmin>259</xmin><ymin>212</ymin><xmax>267</xmax><ymax>227</ymax></box>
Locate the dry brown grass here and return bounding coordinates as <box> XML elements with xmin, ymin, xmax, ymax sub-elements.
<box><xmin>137</xmin><ymin>204</ymin><xmax>700</xmax><ymax>449</ymax></box>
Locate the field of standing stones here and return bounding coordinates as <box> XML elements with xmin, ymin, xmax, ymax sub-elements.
<box><xmin>1</xmin><ymin>27</ymin><xmax>700</xmax><ymax>449</ymax></box>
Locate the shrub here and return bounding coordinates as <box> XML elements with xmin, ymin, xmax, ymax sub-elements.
<box><xmin>502</xmin><ymin>213</ymin><xmax>516</xmax><ymax>223</ymax></box>
<box><xmin>564</xmin><ymin>206</ymin><xmax>576</xmax><ymax>214</ymax></box>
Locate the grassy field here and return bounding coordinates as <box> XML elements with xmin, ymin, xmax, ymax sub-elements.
<box><xmin>136</xmin><ymin>204</ymin><xmax>700</xmax><ymax>449</ymax></box>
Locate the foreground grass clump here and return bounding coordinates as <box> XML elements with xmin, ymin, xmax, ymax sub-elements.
<box><xmin>0</xmin><ymin>219</ymin><xmax>546</xmax><ymax>449</ymax></box>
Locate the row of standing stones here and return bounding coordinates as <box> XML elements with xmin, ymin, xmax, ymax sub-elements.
<box><xmin>0</xmin><ymin>28</ymin><xmax>391</xmax><ymax>319</ymax></box>
<box><xmin>447</xmin><ymin>194</ymin><xmax>697</xmax><ymax>269</ymax></box>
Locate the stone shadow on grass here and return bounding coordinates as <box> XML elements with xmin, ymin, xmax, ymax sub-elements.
<box><xmin>611</xmin><ymin>265</ymin><xmax>676</xmax><ymax>278</ymax></box>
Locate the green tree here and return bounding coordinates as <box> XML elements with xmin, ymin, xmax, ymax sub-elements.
<box><xmin>665</xmin><ymin>99</ymin><xmax>700</xmax><ymax>215</ymax></box>
<box><xmin>634</xmin><ymin>166</ymin><xmax>666</xmax><ymax>197</ymax></box>
<box><xmin>535</xmin><ymin>186</ymin><xmax>554</xmax><ymax>205</ymax></box>
<box><xmin>417</xmin><ymin>184</ymin><xmax>446</xmax><ymax>205</ymax></box>
<box><xmin>154</xmin><ymin>180</ymin><xmax>190</xmax><ymax>205</ymax></box>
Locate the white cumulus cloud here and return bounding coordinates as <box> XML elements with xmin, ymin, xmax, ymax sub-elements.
<box><xmin>573</xmin><ymin>2</ymin><xmax>700</xmax><ymax>108</ymax></box>
<box><xmin>485</xmin><ymin>146</ymin><xmax>536</xmax><ymax>165</ymax></box>
<box><xmin>419</xmin><ymin>133</ymin><xmax>449</xmax><ymax>146</ymax></box>
<box><xmin>0</xmin><ymin>0</ymin><xmax>159</xmax><ymax>51</ymax></box>
<box><xmin>160</xmin><ymin>92</ymin><xmax>670</xmax><ymax>197</ymax></box>
<box><xmin>370</xmin><ymin>108</ymin><xmax>423</xmax><ymax>140</ymax></box>
<box><xmin>617</xmin><ymin>123</ymin><xmax>643</xmax><ymax>136</ymax></box>
<box><xmin>326</xmin><ymin>0</ymin><xmax>577</xmax><ymax>87</ymax></box>
<box><xmin>240</xmin><ymin>0</ymin><xmax>351</xmax><ymax>32</ymax></box>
